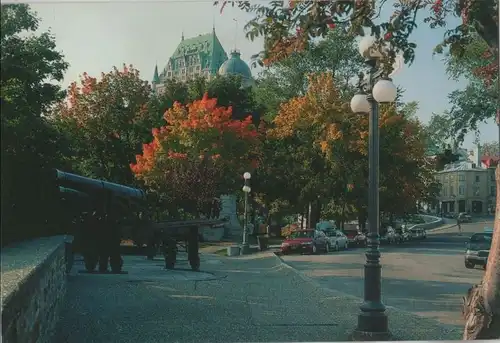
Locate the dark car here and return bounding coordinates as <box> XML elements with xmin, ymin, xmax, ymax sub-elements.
<box><xmin>280</xmin><ymin>229</ymin><xmax>329</xmax><ymax>255</ymax></box>
<box><xmin>464</xmin><ymin>231</ymin><xmax>492</xmax><ymax>269</ymax></box>
<box><xmin>343</xmin><ymin>228</ymin><xmax>366</xmax><ymax>247</ymax></box>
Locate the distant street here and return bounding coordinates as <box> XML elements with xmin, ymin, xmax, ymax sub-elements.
<box><xmin>280</xmin><ymin>221</ymin><xmax>494</xmax><ymax>328</ymax></box>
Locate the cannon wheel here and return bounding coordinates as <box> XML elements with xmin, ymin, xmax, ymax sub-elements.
<box><xmin>84</xmin><ymin>254</ymin><xmax>98</xmax><ymax>272</ymax></box>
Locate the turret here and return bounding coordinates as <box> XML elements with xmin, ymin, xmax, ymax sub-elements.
<box><xmin>152</xmin><ymin>64</ymin><xmax>160</xmax><ymax>92</ymax></box>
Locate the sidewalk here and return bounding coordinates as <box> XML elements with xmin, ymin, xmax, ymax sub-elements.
<box><xmin>54</xmin><ymin>252</ymin><xmax>462</xmax><ymax>342</ymax></box>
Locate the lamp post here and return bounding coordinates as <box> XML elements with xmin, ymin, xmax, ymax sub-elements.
<box><xmin>241</xmin><ymin>172</ymin><xmax>251</xmax><ymax>254</ymax></box>
<box><xmin>350</xmin><ymin>35</ymin><xmax>397</xmax><ymax>341</ymax></box>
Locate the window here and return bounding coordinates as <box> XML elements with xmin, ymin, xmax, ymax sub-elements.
<box><xmin>449</xmin><ymin>186</ymin><xmax>454</xmax><ymax>196</ymax></box>
<box><xmin>450</xmin><ymin>175</ymin><xmax>455</xmax><ymax>181</ymax></box>
<box><xmin>473</xmin><ymin>185</ymin><xmax>480</xmax><ymax>196</ymax></box>
<box><xmin>459</xmin><ymin>185</ymin><xmax>465</xmax><ymax>195</ymax></box>
<box><xmin>491</xmin><ymin>186</ymin><xmax>496</xmax><ymax>197</ymax></box>
<box><xmin>491</xmin><ymin>173</ymin><xmax>496</xmax><ymax>181</ymax></box>
<box><xmin>459</xmin><ymin>174</ymin><xmax>465</xmax><ymax>181</ymax></box>
<box><xmin>475</xmin><ymin>175</ymin><xmax>480</xmax><ymax>182</ymax></box>
<box><xmin>443</xmin><ymin>187</ymin><xmax>448</xmax><ymax>196</ymax></box>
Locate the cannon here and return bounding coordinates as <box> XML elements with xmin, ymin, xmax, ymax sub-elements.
<box><xmin>55</xmin><ymin>170</ymin><xmax>146</xmax><ymax>273</ymax></box>
<box><xmin>54</xmin><ymin>170</ymin><xmax>228</xmax><ymax>272</ymax></box>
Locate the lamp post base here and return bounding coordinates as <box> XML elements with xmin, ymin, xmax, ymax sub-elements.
<box><xmin>351</xmin><ymin>312</ymin><xmax>391</xmax><ymax>341</ymax></box>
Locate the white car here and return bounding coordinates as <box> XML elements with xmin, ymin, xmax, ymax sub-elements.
<box><xmin>323</xmin><ymin>230</ymin><xmax>349</xmax><ymax>251</ymax></box>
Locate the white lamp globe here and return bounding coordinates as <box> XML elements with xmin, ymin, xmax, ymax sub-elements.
<box><xmin>358</xmin><ymin>35</ymin><xmax>382</xmax><ymax>59</ymax></box>
<box><xmin>350</xmin><ymin>93</ymin><xmax>370</xmax><ymax>113</ymax></box>
<box><xmin>242</xmin><ymin>185</ymin><xmax>251</xmax><ymax>193</ymax></box>
<box><xmin>243</xmin><ymin>172</ymin><xmax>251</xmax><ymax>180</ymax></box>
<box><xmin>372</xmin><ymin>79</ymin><xmax>397</xmax><ymax>103</ymax></box>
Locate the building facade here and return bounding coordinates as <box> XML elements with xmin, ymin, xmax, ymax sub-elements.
<box><xmin>152</xmin><ymin>29</ymin><xmax>229</xmax><ymax>94</ymax></box>
<box><xmin>435</xmin><ymin>161</ymin><xmax>496</xmax><ymax>215</ymax></box>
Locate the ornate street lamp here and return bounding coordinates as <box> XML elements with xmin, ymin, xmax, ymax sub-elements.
<box><xmin>241</xmin><ymin>172</ymin><xmax>251</xmax><ymax>254</ymax></box>
<box><xmin>350</xmin><ymin>35</ymin><xmax>397</xmax><ymax>341</ymax></box>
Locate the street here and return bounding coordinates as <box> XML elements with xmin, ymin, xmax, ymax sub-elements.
<box><xmin>280</xmin><ymin>221</ymin><xmax>494</xmax><ymax>328</ymax></box>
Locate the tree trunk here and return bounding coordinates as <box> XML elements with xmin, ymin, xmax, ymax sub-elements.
<box><xmin>462</xmin><ymin>165</ymin><xmax>500</xmax><ymax>339</ymax></box>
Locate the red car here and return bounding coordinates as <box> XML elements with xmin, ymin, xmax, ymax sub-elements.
<box><xmin>280</xmin><ymin>229</ymin><xmax>329</xmax><ymax>255</ymax></box>
<box><xmin>343</xmin><ymin>228</ymin><xmax>367</xmax><ymax>247</ymax></box>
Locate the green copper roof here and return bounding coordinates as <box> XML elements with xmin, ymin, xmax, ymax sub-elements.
<box><xmin>152</xmin><ymin>64</ymin><xmax>160</xmax><ymax>84</ymax></box>
<box><xmin>218</xmin><ymin>50</ymin><xmax>254</xmax><ymax>87</ymax></box>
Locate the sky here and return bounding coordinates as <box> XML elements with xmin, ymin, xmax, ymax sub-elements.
<box><xmin>26</xmin><ymin>0</ymin><xmax>497</xmax><ymax>150</ymax></box>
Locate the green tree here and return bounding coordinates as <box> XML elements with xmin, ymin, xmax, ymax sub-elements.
<box><xmin>424</xmin><ymin>112</ymin><xmax>455</xmax><ymax>151</ymax></box>
<box><xmin>481</xmin><ymin>141</ymin><xmax>499</xmax><ymax>157</ymax></box>
<box><xmin>254</xmin><ymin>30</ymin><xmax>364</xmax><ymax>120</ymax></box>
<box><xmin>50</xmin><ymin>65</ymin><xmax>153</xmax><ymax>185</ymax></box>
<box><xmin>444</xmin><ymin>34</ymin><xmax>498</xmax><ymax>142</ymax></box>
<box><xmin>1</xmin><ymin>4</ymin><xmax>69</xmax><ymax>245</ymax></box>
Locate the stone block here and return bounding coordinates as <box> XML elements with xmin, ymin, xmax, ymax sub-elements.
<box><xmin>1</xmin><ymin>236</ymin><xmax>69</xmax><ymax>343</ymax></box>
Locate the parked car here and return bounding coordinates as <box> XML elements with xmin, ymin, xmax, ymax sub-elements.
<box><xmin>343</xmin><ymin>228</ymin><xmax>366</xmax><ymax>247</ymax></box>
<box><xmin>409</xmin><ymin>227</ymin><xmax>426</xmax><ymax>240</ymax></box>
<box><xmin>464</xmin><ymin>230</ymin><xmax>493</xmax><ymax>269</ymax></box>
<box><xmin>280</xmin><ymin>229</ymin><xmax>329</xmax><ymax>255</ymax></box>
<box><xmin>323</xmin><ymin>230</ymin><xmax>348</xmax><ymax>251</ymax></box>
<box><xmin>458</xmin><ymin>212</ymin><xmax>472</xmax><ymax>223</ymax></box>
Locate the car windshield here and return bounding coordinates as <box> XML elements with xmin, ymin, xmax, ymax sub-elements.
<box><xmin>470</xmin><ymin>233</ymin><xmax>493</xmax><ymax>243</ymax></box>
<box><xmin>289</xmin><ymin>230</ymin><xmax>314</xmax><ymax>239</ymax></box>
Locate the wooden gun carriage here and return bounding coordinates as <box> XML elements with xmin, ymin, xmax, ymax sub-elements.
<box><xmin>148</xmin><ymin>218</ymin><xmax>228</xmax><ymax>271</ymax></box>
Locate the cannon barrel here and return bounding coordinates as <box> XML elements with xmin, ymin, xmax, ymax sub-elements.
<box><xmin>54</xmin><ymin>170</ymin><xmax>145</xmax><ymax>201</ymax></box>
<box><xmin>59</xmin><ymin>186</ymin><xmax>90</xmax><ymax>199</ymax></box>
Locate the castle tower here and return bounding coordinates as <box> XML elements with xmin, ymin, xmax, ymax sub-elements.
<box><xmin>151</xmin><ymin>30</ymin><xmax>228</xmax><ymax>94</ymax></box>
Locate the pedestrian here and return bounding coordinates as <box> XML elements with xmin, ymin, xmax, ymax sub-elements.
<box><xmin>457</xmin><ymin>213</ymin><xmax>463</xmax><ymax>235</ymax></box>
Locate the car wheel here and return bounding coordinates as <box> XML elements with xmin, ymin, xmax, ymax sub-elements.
<box><xmin>464</xmin><ymin>261</ymin><xmax>475</xmax><ymax>269</ymax></box>
<box><xmin>312</xmin><ymin>244</ymin><xmax>317</xmax><ymax>254</ymax></box>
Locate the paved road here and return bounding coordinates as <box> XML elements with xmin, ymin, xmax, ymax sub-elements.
<box><xmin>55</xmin><ymin>251</ymin><xmax>462</xmax><ymax>342</ymax></box>
<box><xmin>280</xmin><ymin>221</ymin><xmax>494</xmax><ymax>328</ymax></box>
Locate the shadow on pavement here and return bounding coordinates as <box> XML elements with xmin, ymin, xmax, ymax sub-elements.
<box><xmin>283</xmin><ymin>260</ymin><xmax>471</xmax><ymax>327</ymax></box>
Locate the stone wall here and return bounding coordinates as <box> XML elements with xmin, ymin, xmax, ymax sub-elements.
<box><xmin>1</xmin><ymin>236</ymin><xmax>71</xmax><ymax>343</ymax></box>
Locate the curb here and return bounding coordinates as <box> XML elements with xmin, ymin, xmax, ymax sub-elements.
<box><xmin>272</xmin><ymin>252</ymin><xmax>368</xmax><ymax>303</ymax></box>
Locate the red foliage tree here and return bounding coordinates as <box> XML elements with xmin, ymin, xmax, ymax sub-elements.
<box><xmin>131</xmin><ymin>93</ymin><xmax>262</xmax><ymax>218</ymax></box>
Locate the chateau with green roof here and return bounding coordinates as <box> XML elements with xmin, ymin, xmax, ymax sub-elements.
<box><xmin>152</xmin><ymin>29</ymin><xmax>229</xmax><ymax>93</ymax></box>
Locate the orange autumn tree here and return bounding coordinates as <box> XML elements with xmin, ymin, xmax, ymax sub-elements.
<box><xmin>131</xmin><ymin>93</ymin><xmax>261</xmax><ymax>218</ymax></box>
<box><xmin>272</xmin><ymin>72</ymin><xmax>437</xmax><ymax>221</ymax></box>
